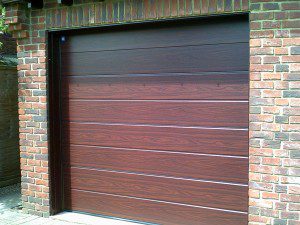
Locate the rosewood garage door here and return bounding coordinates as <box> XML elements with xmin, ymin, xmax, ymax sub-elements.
<box><xmin>60</xmin><ymin>16</ymin><xmax>249</xmax><ymax>225</ymax></box>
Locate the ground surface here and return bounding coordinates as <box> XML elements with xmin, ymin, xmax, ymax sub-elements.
<box><xmin>0</xmin><ymin>184</ymin><xmax>138</xmax><ymax>225</ymax></box>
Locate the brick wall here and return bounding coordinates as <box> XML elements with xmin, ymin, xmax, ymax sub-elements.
<box><xmin>3</xmin><ymin>0</ymin><xmax>300</xmax><ymax>224</ymax></box>
<box><xmin>249</xmin><ymin>1</ymin><xmax>300</xmax><ymax>225</ymax></box>
<box><xmin>44</xmin><ymin>0</ymin><xmax>248</xmax><ymax>29</ymax></box>
<box><xmin>5</xmin><ymin>3</ymin><xmax>49</xmax><ymax>217</ymax></box>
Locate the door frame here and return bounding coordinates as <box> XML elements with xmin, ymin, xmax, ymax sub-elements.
<box><xmin>47</xmin><ymin>13</ymin><xmax>249</xmax><ymax>215</ymax></box>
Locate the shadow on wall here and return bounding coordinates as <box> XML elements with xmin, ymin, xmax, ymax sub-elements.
<box><xmin>0</xmin><ymin>33</ymin><xmax>20</xmax><ymax>188</ymax></box>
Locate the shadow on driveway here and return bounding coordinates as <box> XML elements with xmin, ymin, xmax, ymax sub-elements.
<box><xmin>0</xmin><ymin>183</ymin><xmax>22</xmax><ymax>213</ymax></box>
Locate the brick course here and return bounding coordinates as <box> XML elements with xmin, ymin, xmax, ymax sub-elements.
<box><xmin>3</xmin><ymin>0</ymin><xmax>300</xmax><ymax>224</ymax></box>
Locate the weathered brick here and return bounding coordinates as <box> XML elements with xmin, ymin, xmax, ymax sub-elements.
<box><xmin>284</xmin><ymin>108</ymin><xmax>300</xmax><ymax>116</ymax></box>
<box><xmin>262</xmin><ymin>140</ymin><xmax>281</xmax><ymax>149</ymax></box>
<box><xmin>290</xmin><ymin>116</ymin><xmax>300</xmax><ymax>124</ymax></box>
<box><xmin>283</xmin><ymin>74</ymin><xmax>300</xmax><ymax>81</ymax></box>
<box><xmin>262</xmin><ymin>157</ymin><xmax>281</xmax><ymax>166</ymax></box>
<box><xmin>283</xmin><ymin>141</ymin><xmax>300</xmax><ymax>150</ymax></box>
<box><xmin>282</xmin><ymin>124</ymin><xmax>300</xmax><ymax>132</ymax></box>
<box><xmin>263</xmin><ymin>106</ymin><xmax>280</xmax><ymax>115</ymax></box>
<box><xmin>262</xmin><ymin>73</ymin><xmax>281</xmax><ymax>80</ymax></box>
<box><xmin>251</xmin><ymin>56</ymin><xmax>262</xmax><ymax>64</ymax></box>
<box><xmin>275</xmin><ymin>185</ymin><xmax>287</xmax><ymax>194</ymax></box>
<box><xmin>250</xmin><ymin>131</ymin><xmax>273</xmax><ymax>139</ymax></box>
<box><xmin>289</xmin><ymin>203</ymin><xmax>300</xmax><ymax>211</ymax></box>
<box><xmin>282</xmin><ymin>56</ymin><xmax>300</xmax><ymax>63</ymax></box>
<box><xmin>275</xmin><ymin>202</ymin><xmax>287</xmax><ymax>211</ymax></box>
<box><xmin>250</xmin><ymin>114</ymin><xmax>274</xmax><ymax>122</ymax></box>
<box><xmin>291</xmin><ymin>30</ymin><xmax>300</xmax><ymax>38</ymax></box>
<box><xmin>249</xmin><ymin>198</ymin><xmax>273</xmax><ymax>209</ymax></box>
<box><xmin>275</xmin><ymin>132</ymin><xmax>289</xmax><ymax>141</ymax></box>
<box><xmin>273</xmin><ymin>219</ymin><xmax>287</xmax><ymax>225</ymax></box>
<box><xmin>263</xmin><ymin>90</ymin><xmax>282</xmax><ymax>98</ymax></box>
<box><xmin>251</xmin><ymin>81</ymin><xmax>274</xmax><ymax>88</ymax></box>
<box><xmin>250</xmin><ymin>39</ymin><xmax>261</xmax><ymax>47</ymax></box>
<box><xmin>291</xmin><ymin>64</ymin><xmax>300</xmax><ymax>72</ymax></box>
<box><xmin>263</xmin><ymin>3</ymin><xmax>279</xmax><ymax>10</ymax></box>
<box><xmin>283</xmin><ymin>20</ymin><xmax>300</xmax><ymax>29</ymax></box>
<box><xmin>290</xmin><ymin>81</ymin><xmax>300</xmax><ymax>89</ymax></box>
<box><xmin>250</xmin><ymin>12</ymin><xmax>273</xmax><ymax>21</ymax></box>
<box><xmin>283</xmin><ymin>91</ymin><xmax>300</xmax><ymax>98</ymax></box>
<box><xmin>290</xmin><ymin>150</ymin><xmax>300</xmax><ymax>159</ymax></box>
<box><xmin>283</xmin><ymin>38</ymin><xmax>300</xmax><ymax>46</ymax></box>
<box><xmin>275</xmin><ymin>47</ymin><xmax>289</xmax><ymax>55</ymax></box>
<box><xmin>289</xmin><ymin>168</ymin><xmax>300</xmax><ymax>177</ymax></box>
<box><xmin>291</xmin><ymin>46</ymin><xmax>300</xmax><ymax>55</ymax></box>
<box><xmin>263</xmin><ymin>56</ymin><xmax>280</xmax><ymax>64</ymax></box>
<box><xmin>288</xmin><ymin>220</ymin><xmax>300</xmax><ymax>225</ymax></box>
<box><xmin>276</xmin><ymin>65</ymin><xmax>289</xmax><ymax>72</ymax></box>
<box><xmin>281</xmin><ymin>212</ymin><xmax>299</xmax><ymax>220</ymax></box>
<box><xmin>282</xmin><ymin>2</ymin><xmax>300</xmax><ymax>10</ymax></box>
<box><xmin>275</xmin><ymin>116</ymin><xmax>289</xmax><ymax>124</ymax></box>
<box><xmin>251</xmin><ymin>30</ymin><xmax>274</xmax><ymax>38</ymax></box>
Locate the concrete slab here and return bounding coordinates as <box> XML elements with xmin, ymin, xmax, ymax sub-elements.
<box><xmin>52</xmin><ymin>212</ymin><xmax>142</xmax><ymax>225</ymax></box>
<box><xmin>11</xmin><ymin>215</ymin><xmax>41</xmax><ymax>225</ymax></box>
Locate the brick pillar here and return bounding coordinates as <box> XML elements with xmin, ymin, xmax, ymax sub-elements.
<box><xmin>249</xmin><ymin>1</ymin><xmax>300</xmax><ymax>225</ymax></box>
<box><xmin>5</xmin><ymin>3</ymin><xmax>50</xmax><ymax>217</ymax></box>
<box><xmin>4</xmin><ymin>3</ymin><xmax>29</xmax><ymax>38</ymax></box>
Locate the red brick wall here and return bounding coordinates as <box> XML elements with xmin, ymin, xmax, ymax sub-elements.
<box><xmin>4</xmin><ymin>0</ymin><xmax>300</xmax><ymax>224</ymax></box>
<box><xmin>249</xmin><ymin>1</ymin><xmax>300</xmax><ymax>225</ymax></box>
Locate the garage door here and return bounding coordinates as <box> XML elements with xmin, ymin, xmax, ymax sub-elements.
<box><xmin>60</xmin><ymin>16</ymin><xmax>249</xmax><ymax>225</ymax></box>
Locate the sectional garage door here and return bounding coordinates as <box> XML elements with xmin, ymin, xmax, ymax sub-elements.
<box><xmin>60</xmin><ymin>16</ymin><xmax>249</xmax><ymax>225</ymax></box>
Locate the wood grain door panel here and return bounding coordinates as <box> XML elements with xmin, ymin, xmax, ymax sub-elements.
<box><xmin>61</xmin><ymin>17</ymin><xmax>249</xmax><ymax>53</ymax></box>
<box><xmin>64</xmin><ymin>100</ymin><xmax>249</xmax><ymax>128</ymax></box>
<box><xmin>65</xmin><ymin>190</ymin><xmax>248</xmax><ymax>225</ymax></box>
<box><xmin>65</xmin><ymin>122</ymin><xmax>248</xmax><ymax>156</ymax></box>
<box><xmin>62</xmin><ymin>43</ymin><xmax>249</xmax><ymax>76</ymax></box>
<box><xmin>63</xmin><ymin>73</ymin><xmax>249</xmax><ymax>100</ymax></box>
<box><xmin>64</xmin><ymin>145</ymin><xmax>248</xmax><ymax>184</ymax></box>
<box><xmin>64</xmin><ymin>167</ymin><xmax>248</xmax><ymax>212</ymax></box>
<box><xmin>60</xmin><ymin>15</ymin><xmax>249</xmax><ymax>225</ymax></box>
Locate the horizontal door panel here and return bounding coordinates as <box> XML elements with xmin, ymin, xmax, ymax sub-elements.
<box><xmin>66</xmin><ymin>123</ymin><xmax>249</xmax><ymax>156</ymax></box>
<box><xmin>62</xmin><ymin>43</ymin><xmax>249</xmax><ymax>76</ymax></box>
<box><xmin>64</xmin><ymin>101</ymin><xmax>248</xmax><ymax>128</ymax></box>
<box><xmin>65</xmin><ymin>145</ymin><xmax>248</xmax><ymax>184</ymax></box>
<box><xmin>63</xmin><ymin>73</ymin><xmax>249</xmax><ymax>100</ymax></box>
<box><xmin>65</xmin><ymin>168</ymin><xmax>248</xmax><ymax>212</ymax></box>
<box><xmin>65</xmin><ymin>189</ymin><xmax>248</xmax><ymax>225</ymax></box>
<box><xmin>62</xmin><ymin>17</ymin><xmax>249</xmax><ymax>53</ymax></box>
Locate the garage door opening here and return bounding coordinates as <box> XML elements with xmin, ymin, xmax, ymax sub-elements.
<box><xmin>49</xmin><ymin>14</ymin><xmax>249</xmax><ymax>225</ymax></box>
